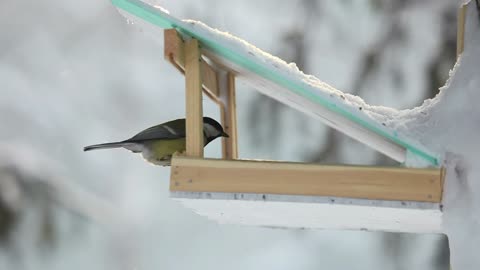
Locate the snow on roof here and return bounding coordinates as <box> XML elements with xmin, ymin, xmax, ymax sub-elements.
<box><xmin>394</xmin><ymin>1</ymin><xmax>480</xmax><ymax>268</ymax></box>
<box><xmin>111</xmin><ymin>0</ymin><xmax>439</xmax><ymax>167</ymax></box>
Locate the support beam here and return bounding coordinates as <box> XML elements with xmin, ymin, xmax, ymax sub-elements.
<box><xmin>164</xmin><ymin>29</ymin><xmax>220</xmax><ymax>102</ymax></box>
<box><xmin>164</xmin><ymin>28</ymin><xmax>185</xmax><ymax>72</ymax></box>
<box><xmin>220</xmin><ymin>72</ymin><xmax>238</xmax><ymax>159</ymax></box>
<box><xmin>457</xmin><ymin>3</ymin><xmax>467</xmax><ymax>58</ymax></box>
<box><xmin>201</xmin><ymin>60</ymin><xmax>220</xmax><ymax>102</ymax></box>
<box><xmin>170</xmin><ymin>156</ymin><xmax>444</xmax><ymax>203</ymax></box>
<box><xmin>184</xmin><ymin>38</ymin><xmax>204</xmax><ymax>157</ymax></box>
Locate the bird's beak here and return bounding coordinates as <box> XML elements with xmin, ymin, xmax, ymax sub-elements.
<box><xmin>221</xmin><ymin>131</ymin><xmax>230</xmax><ymax>138</ymax></box>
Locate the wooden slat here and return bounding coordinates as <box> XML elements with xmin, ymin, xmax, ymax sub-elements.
<box><xmin>164</xmin><ymin>29</ymin><xmax>220</xmax><ymax>100</ymax></box>
<box><xmin>220</xmin><ymin>72</ymin><xmax>238</xmax><ymax>159</ymax></box>
<box><xmin>185</xmin><ymin>39</ymin><xmax>204</xmax><ymax>157</ymax></box>
<box><xmin>170</xmin><ymin>156</ymin><xmax>444</xmax><ymax>203</ymax></box>
<box><xmin>164</xmin><ymin>28</ymin><xmax>185</xmax><ymax>72</ymax></box>
<box><xmin>457</xmin><ymin>4</ymin><xmax>467</xmax><ymax>58</ymax></box>
<box><xmin>201</xmin><ymin>61</ymin><xmax>220</xmax><ymax>99</ymax></box>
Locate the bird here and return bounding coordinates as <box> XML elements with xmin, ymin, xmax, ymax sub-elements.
<box><xmin>83</xmin><ymin>117</ymin><xmax>229</xmax><ymax>166</ymax></box>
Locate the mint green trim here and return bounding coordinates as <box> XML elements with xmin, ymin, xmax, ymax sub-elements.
<box><xmin>111</xmin><ymin>0</ymin><xmax>439</xmax><ymax>167</ymax></box>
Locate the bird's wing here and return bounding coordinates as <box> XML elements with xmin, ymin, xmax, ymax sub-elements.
<box><xmin>126</xmin><ymin>118</ymin><xmax>187</xmax><ymax>142</ymax></box>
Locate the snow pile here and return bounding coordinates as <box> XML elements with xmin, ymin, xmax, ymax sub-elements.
<box><xmin>390</xmin><ymin>3</ymin><xmax>479</xmax><ymax>268</ymax></box>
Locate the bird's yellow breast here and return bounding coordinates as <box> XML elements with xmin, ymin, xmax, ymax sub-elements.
<box><xmin>147</xmin><ymin>138</ymin><xmax>186</xmax><ymax>163</ymax></box>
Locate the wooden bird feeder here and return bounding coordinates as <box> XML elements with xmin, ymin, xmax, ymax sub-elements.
<box><xmin>112</xmin><ymin>0</ymin><xmax>470</xmax><ymax>233</ymax></box>
<box><xmin>162</xmin><ymin>28</ymin><xmax>444</xmax><ymax>232</ymax></box>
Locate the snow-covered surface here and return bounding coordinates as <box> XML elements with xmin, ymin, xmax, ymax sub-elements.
<box><xmin>172</xmin><ymin>192</ymin><xmax>442</xmax><ymax>233</ymax></box>
<box><xmin>113</xmin><ymin>0</ymin><xmax>439</xmax><ymax>167</ymax></box>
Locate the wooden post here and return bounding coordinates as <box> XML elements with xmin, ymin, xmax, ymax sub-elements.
<box><xmin>185</xmin><ymin>38</ymin><xmax>204</xmax><ymax>157</ymax></box>
<box><xmin>164</xmin><ymin>29</ymin><xmax>236</xmax><ymax>159</ymax></box>
<box><xmin>220</xmin><ymin>72</ymin><xmax>238</xmax><ymax>159</ymax></box>
<box><xmin>164</xmin><ymin>29</ymin><xmax>185</xmax><ymax>73</ymax></box>
<box><xmin>457</xmin><ymin>4</ymin><xmax>467</xmax><ymax>58</ymax></box>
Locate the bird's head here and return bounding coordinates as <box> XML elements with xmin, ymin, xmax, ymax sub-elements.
<box><xmin>203</xmin><ymin>117</ymin><xmax>229</xmax><ymax>144</ymax></box>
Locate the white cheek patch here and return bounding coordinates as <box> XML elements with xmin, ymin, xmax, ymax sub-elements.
<box><xmin>204</xmin><ymin>123</ymin><xmax>219</xmax><ymax>138</ymax></box>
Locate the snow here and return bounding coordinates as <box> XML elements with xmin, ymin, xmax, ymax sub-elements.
<box><xmin>178</xmin><ymin>19</ymin><xmax>408</xmax><ymax>125</ymax></box>
<box><xmin>185</xmin><ymin>19</ymin><xmax>374</xmax><ymax>111</ymax></box>
<box><xmin>392</xmin><ymin>2</ymin><xmax>480</xmax><ymax>268</ymax></box>
<box><xmin>172</xmin><ymin>191</ymin><xmax>442</xmax><ymax>233</ymax></box>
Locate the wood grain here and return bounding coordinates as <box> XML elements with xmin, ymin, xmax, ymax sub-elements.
<box><xmin>164</xmin><ymin>29</ymin><xmax>220</xmax><ymax>100</ymax></box>
<box><xmin>170</xmin><ymin>156</ymin><xmax>444</xmax><ymax>202</ymax></box>
<box><xmin>185</xmin><ymin>39</ymin><xmax>204</xmax><ymax>157</ymax></box>
<box><xmin>220</xmin><ymin>72</ymin><xmax>238</xmax><ymax>159</ymax></box>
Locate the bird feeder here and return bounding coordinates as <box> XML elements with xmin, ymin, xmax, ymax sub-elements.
<box><xmin>111</xmin><ymin>0</ymin><xmax>470</xmax><ymax>233</ymax></box>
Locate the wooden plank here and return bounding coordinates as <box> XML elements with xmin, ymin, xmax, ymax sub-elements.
<box><xmin>170</xmin><ymin>156</ymin><xmax>444</xmax><ymax>202</ymax></box>
<box><xmin>184</xmin><ymin>38</ymin><xmax>204</xmax><ymax>157</ymax></box>
<box><xmin>164</xmin><ymin>28</ymin><xmax>185</xmax><ymax>72</ymax></box>
<box><xmin>164</xmin><ymin>29</ymin><xmax>220</xmax><ymax>100</ymax></box>
<box><xmin>226</xmin><ymin>73</ymin><xmax>238</xmax><ymax>159</ymax></box>
<box><xmin>457</xmin><ymin>4</ymin><xmax>467</xmax><ymax>58</ymax></box>
<box><xmin>220</xmin><ymin>72</ymin><xmax>238</xmax><ymax>159</ymax></box>
<box><xmin>220</xmin><ymin>106</ymin><xmax>228</xmax><ymax>158</ymax></box>
<box><xmin>200</xmin><ymin>61</ymin><xmax>220</xmax><ymax>99</ymax></box>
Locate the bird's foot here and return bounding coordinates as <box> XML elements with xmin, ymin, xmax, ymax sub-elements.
<box><xmin>173</xmin><ymin>150</ymin><xmax>186</xmax><ymax>157</ymax></box>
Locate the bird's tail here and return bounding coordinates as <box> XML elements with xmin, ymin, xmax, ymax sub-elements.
<box><xmin>83</xmin><ymin>142</ymin><xmax>126</xmax><ymax>151</ymax></box>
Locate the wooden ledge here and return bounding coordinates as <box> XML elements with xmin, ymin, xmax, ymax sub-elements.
<box><xmin>170</xmin><ymin>156</ymin><xmax>444</xmax><ymax>203</ymax></box>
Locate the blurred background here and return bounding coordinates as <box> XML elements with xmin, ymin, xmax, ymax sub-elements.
<box><xmin>0</xmin><ymin>0</ymin><xmax>456</xmax><ymax>269</ymax></box>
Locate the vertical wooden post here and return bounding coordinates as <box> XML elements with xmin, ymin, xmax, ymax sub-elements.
<box><xmin>185</xmin><ymin>38</ymin><xmax>204</xmax><ymax>157</ymax></box>
<box><xmin>457</xmin><ymin>4</ymin><xmax>467</xmax><ymax>59</ymax></box>
<box><xmin>220</xmin><ymin>72</ymin><xmax>238</xmax><ymax>159</ymax></box>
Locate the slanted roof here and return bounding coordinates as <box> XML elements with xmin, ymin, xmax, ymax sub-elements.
<box><xmin>111</xmin><ymin>0</ymin><xmax>439</xmax><ymax>167</ymax></box>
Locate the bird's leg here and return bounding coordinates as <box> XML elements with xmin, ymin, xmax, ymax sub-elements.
<box><xmin>172</xmin><ymin>150</ymin><xmax>186</xmax><ymax>157</ymax></box>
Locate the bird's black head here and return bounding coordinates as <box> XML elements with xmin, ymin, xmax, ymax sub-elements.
<box><xmin>203</xmin><ymin>117</ymin><xmax>229</xmax><ymax>145</ymax></box>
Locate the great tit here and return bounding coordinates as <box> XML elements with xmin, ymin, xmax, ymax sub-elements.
<box><xmin>84</xmin><ymin>117</ymin><xmax>229</xmax><ymax>166</ymax></box>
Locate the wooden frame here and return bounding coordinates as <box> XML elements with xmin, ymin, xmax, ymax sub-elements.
<box><xmin>164</xmin><ymin>29</ymin><xmax>238</xmax><ymax>159</ymax></box>
<box><xmin>170</xmin><ymin>156</ymin><xmax>443</xmax><ymax>203</ymax></box>
<box><xmin>164</xmin><ymin>28</ymin><xmax>445</xmax><ymax>204</ymax></box>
